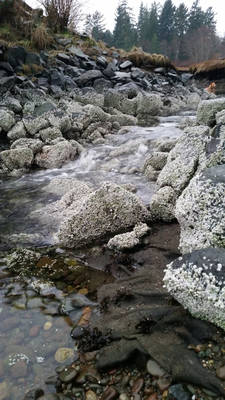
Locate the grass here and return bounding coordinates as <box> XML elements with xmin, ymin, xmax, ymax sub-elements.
<box><xmin>189</xmin><ymin>59</ymin><xmax>225</xmax><ymax>74</ymax></box>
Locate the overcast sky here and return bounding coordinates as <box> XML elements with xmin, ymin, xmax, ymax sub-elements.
<box><xmin>26</xmin><ymin>0</ymin><xmax>225</xmax><ymax>37</ymax></box>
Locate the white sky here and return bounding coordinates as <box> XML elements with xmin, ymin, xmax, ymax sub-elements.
<box><xmin>26</xmin><ymin>0</ymin><xmax>225</xmax><ymax>37</ymax></box>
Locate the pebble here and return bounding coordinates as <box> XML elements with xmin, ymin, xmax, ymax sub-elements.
<box><xmin>29</xmin><ymin>325</ymin><xmax>40</xmax><ymax>337</ymax></box>
<box><xmin>59</xmin><ymin>366</ymin><xmax>78</xmax><ymax>383</ymax></box>
<box><xmin>146</xmin><ymin>394</ymin><xmax>158</xmax><ymax>400</ymax></box>
<box><xmin>146</xmin><ymin>360</ymin><xmax>166</xmax><ymax>377</ymax></box>
<box><xmin>216</xmin><ymin>365</ymin><xmax>225</xmax><ymax>380</ymax></box>
<box><xmin>54</xmin><ymin>348</ymin><xmax>74</xmax><ymax>363</ymax></box>
<box><xmin>119</xmin><ymin>394</ymin><xmax>130</xmax><ymax>400</ymax></box>
<box><xmin>101</xmin><ymin>386</ymin><xmax>118</xmax><ymax>400</ymax></box>
<box><xmin>0</xmin><ymin>381</ymin><xmax>8</xmax><ymax>400</ymax></box>
<box><xmin>131</xmin><ymin>377</ymin><xmax>144</xmax><ymax>394</ymax></box>
<box><xmin>10</xmin><ymin>360</ymin><xmax>28</xmax><ymax>378</ymax></box>
<box><xmin>168</xmin><ymin>384</ymin><xmax>191</xmax><ymax>400</ymax></box>
<box><xmin>44</xmin><ymin>321</ymin><xmax>52</xmax><ymax>330</ymax></box>
<box><xmin>157</xmin><ymin>376</ymin><xmax>172</xmax><ymax>391</ymax></box>
<box><xmin>85</xmin><ymin>389</ymin><xmax>98</xmax><ymax>400</ymax></box>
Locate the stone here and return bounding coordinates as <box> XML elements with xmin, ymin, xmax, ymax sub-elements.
<box><xmin>54</xmin><ymin>347</ymin><xmax>74</xmax><ymax>363</ymax></box>
<box><xmin>0</xmin><ymin>109</ymin><xmax>15</xmax><ymax>132</ymax></box>
<box><xmin>101</xmin><ymin>387</ymin><xmax>118</xmax><ymax>400</ymax></box>
<box><xmin>150</xmin><ymin>186</ymin><xmax>176</xmax><ymax>222</ymax></box>
<box><xmin>7</xmin><ymin>121</ymin><xmax>26</xmax><ymax>141</ymax></box>
<box><xmin>107</xmin><ymin>223</ymin><xmax>150</xmax><ymax>250</ymax></box>
<box><xmin>0</xmin><ymin>147</ymin><xmax>33</xmax><ymax>170</ymax></box>
<box><xmin>35</xmin><ymin>141</ymin><xmax>77</xmax><ymax>169</ymax></box>
<box><xmin>104</xmin><ymin>89</ymin><xmax>137</xmax><ymax>116</ymax></box>
<box><xmin>0</xmin><ymin>76</ymin><xmax>16</xmax><ymax>95</ymax></box>
<box><xmin>68</xmin><ymin>46</ymin><xmax>88</xmax><ymax>60</ymax></box>
<box><xmin>157</xmin><ymin>126</ymin><xmax>210</xmax><ymax>195</ymax></box>
<box><xmin>144</xmin><ymin>152</ymin><xmax>168</xmax><ymax>171</ymax></box>
<box><xmin>10</xmin><ymin>360</ymin><xmax>27</xmax><ymax>378</ymax></box>
<box><xmin>0</xmin><ymin>381</ymin><xmax>8</xmax><ymax>400</ymax></box>
<box><xmin>144</xmin><ymin>165</ymin><xmax>159</xmax><ymax>181</ymax></box>
<box><xmin>77</xmin><ymin>70</ymin><xmax>103</xmax><ymax>86</ymax></box>
<box><xmin>136</xmin><ymin>93</ymin><xmax>163</xmax><ymax>116</ymax></box>
<box><xmin>25</xmin><ymin>52</ymin><xmax>41</xmax><ymax>65</ymax></box>
<box><xmin>147</xmin><ymin>359</ymin><xmax>166</xmax><ymax>377</ymax></box>
<box><xmin>0</xmin><ymin>96</ymin><xmax>22</xmax><ymax>113</ymax></box>
<box><xmin>197</xmin><ymin>98</ymin><xmax>225</xmax><ymax>127</ymax></box>
<box><xmin>57</xmin><ymin>183</ymin><xmax>150</xmax><ymax>248</ymax></box>
<box><xmin>39</xmin><ymin>127</ymin><xmax>63</xmax><ymax>143</ymax></box>
<box><xmin>11</xmin><ymin>138</ymin><xmax>43</xmax><ymax>154</ymax></box>
<box><xmin>33</xmin><ymin>102</ymin><xmax>56</xmax><ymax>117</ymax></box>
<box><xmin>168</xmin><ymin>384</ymin><xmax>191</xmax><ymax>400</ymax></box>
<box><xmin>23</xmin><ymin>117</ymin><xmax>49</xmax><ymax>136</ymax></box>
<box><xmin>164</xmin><ymin>248</ymin><xmax>225</xmax><ymax>330</ymax></box>
<box><xmin>216</xmin><ymin>366</ymin><xmax>225</xmax><ymax>380</ymax></box>
<box><xmin>175</xmin><ymin>165</ymin><xmax>225</xmax><ymax>253</ymax></box>
<box><xmin>120</xmin><ymin>60</ymin><xmax>133</xmax><ymax>69</ymax></box>
<box><xmin>186</xmin><ymin>93</ymin><xmax>201</xmax><ymax>110</ymax></box>
<box><xmin>23</xmin><ymin>388</ymin><xmax>44</xmax><ymax>400</ymax></box>
<box><xmin>59</xmin><ymin>366</ymin><xmax>78</xmax><ymax>383</ymax></box>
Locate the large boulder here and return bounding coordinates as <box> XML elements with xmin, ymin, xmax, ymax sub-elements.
<box><xmin>7</xmin><ymin>121</ymin><xmax>27</xmax><ymax>141</ymax></box>
<box><xmin>197</xmin><ymin>98</ymin><xmax>225</xmax><ymax>127</ymax></box>
<box><xmin>104</xmin><ymin>89</ymin><xmax>137</xmax><ymax>116</ymax></box>
<box><xmin>136</xmin><ymin>93</ymin><xmax>163</xmax><ymax>125</ymax></box>
<box><xmin>35</xmin><ymin>141</ymin><xmax>77</xmax><ymax>169</ymax></box>
<box><xmin>150</xmin><ymin>186</ymin><xmax>176</xmax><ymax>222</ymax></box>
<box><xmin>164</xmin><ymin>248</ymin><xmax>225</xmax><ymax>330</ymax></box>
<box><xmin>0</xmin><ymin>147</ymin><xmax>33</xmax><ymax>170</ymax></box>
<box><xmin>175</xmin><ymin>165</ymin><xmax>225</xmax><ymax>254</ymax></box>
<box><xmin>11</xmin><ymin>138</ymin><xmax>43</xmax><ymax>154</ymax></box>
<box><xmin>157</xmin><ymin>126</ymin><xmax>210</xmax><ymax>195</ymax></box>
<box><xmin>23</xmin><ymin>117</ymin><xmax>49</xmax><ymax>136</ymax></box>
<box><xmin>57</xmin><ymin>182</ymin><xmax>151</xmax><ymax>248</ymax></box>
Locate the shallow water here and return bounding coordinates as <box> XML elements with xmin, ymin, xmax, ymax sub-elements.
<box><xmin>0</xmin><ymin>114</ymin><xmax>191</xmax><ymax>250</ymax></box>
<box><xmin>0</xmin><ymin>112</ymin><xmax>193</xmax><ymax>399</ymax></box>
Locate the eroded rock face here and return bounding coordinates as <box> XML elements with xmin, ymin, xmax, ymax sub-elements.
<box><xmin>175</xmin><ymin>165</ymin><xmax>225</xmax><ymax>254</ymax></box>
<box><xmin>164</xmin><ymin>248</ymin><xmax>225</xmax><ymax>330</ymax></box>
<box><xmin>197</xmin><ymin>98</ymin><xmax>225</xmax><ymax>127</ymax></box>
<box><xmin>57</xmin><ymin>182</ymin><xmax>151</xmax><ymax>248</ymax></box>
<box><xmin>35</xmin><ymin>141</ymin><xmax>77</xmax><ymax>169</ymax></box>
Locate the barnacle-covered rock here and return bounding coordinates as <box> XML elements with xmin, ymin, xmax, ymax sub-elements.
<box><xmin>164</xmin><ymin>248</ymin><xmax>225</xmax><ymax>330</ymax></box>
<box><xmin>175</xmin><ymin>165</ymin><xmax>225</xmax><ymax>254</ymax></box>
<box><xmin>107</xmin><ymin>223</ymin><xmax>150</xmax><ymax>250</ymax></box>
<box><xmin>197</xmin><ymin>98</ymin><xmax>225</xmax><ymax>126</ymax></box>
<box><xmin>57</xmin><ymin>182</ymin><xmax>151</xmax><ymax>248</ymax></box>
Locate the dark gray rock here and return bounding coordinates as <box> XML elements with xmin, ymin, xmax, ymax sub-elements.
<box><xmin>168</xmin><ymin>384</ymin><xmax>191</xmax><ymax>400</ymax></box>
<box><xmin>23</xmin><ymin>388</ymin><xmax>44</xmax><ymax>400</ymax></box>
<box><xmin>103</xmin><ymin>61</ymin><xmax>117</xmax><ymax>78</ymax></box>
<box><xmin>0</xmin><ymin>61</ymin><xmax>14</xmax><ymax>74</ymax></box>
<box><xmin>33</xmin><ymin>102</ymin><xmax>57</xmax><ymax>117</ymax></box>
<box><xmin>96</xmin><ymin>56</ymin><xmax>107</xmax><ymax>68</ymax></box>
<box><xmin>68</xmin><ymin>46</ymin><xmax>88</xmax><ymax>60</ymax></box>
<box><xmin>50</xmin><ymin>69</ymin><xmax>65</xmax><ymax>88</ymax></box>
<box><xmin>77</xmin><ymin>70</ymin><xmax>103</xmax><ymax>86</ymax></box>
<box><xmin>6</xmin><ymin>46</ymin><xmax>27</xmax><ymax>68</ymax></box>
<box><xmin>0</xmin><ymin>76</ymin><xmax>16</xmax><ymax>94</ymax></box>
<box><xmin>131</xmin><ymin>68</ymin><xmax>145</xmax><ymax>80</ymax></box>
<box><xmin>65</xmin><ymin>65</ymin><xmax>83</xmax><ymax>78</ymax></box>
<box><xmin>93</xmin><ymin>78</ymin><xmax>113</xmax><ymax>93</ymax></box>
<box><xmin>25</xmin><ymin>52</ymin><xmax>41</xmax><ymax>65</ymax></box>
<box><xmin>55</xmin><ymin>37</ymin><xmax>72</xmax><ymax>46</ymax></box>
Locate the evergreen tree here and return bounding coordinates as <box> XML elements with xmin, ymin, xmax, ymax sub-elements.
<box><xmin>148</xmin><ymin>2</ymin><xmax>160</xmax><ymax>52</ymax></box>
<box><xmin>91</xmin><ymin>11</ymin><xmax>106</xmax><ymax>41</ymax></box>
<box><xmin>174</xmin><ymin>3</ymin><xmax>189</xmax><ymax>61</ymax></box>
<box><xmin>159</xmin><ymin>0</ymin><xmax>175</xmax><ymax>42</ymax></box>
<box><xmin>113</xmin><ymin>0</ymin><xmax>136</xmax><ymax>50</ymax></box>
<box><xmin>188</xmin><ymin>0</ymin><xmax>205</xmax><ymax>32</ymax></box>
<box><xmin>102</xmin><ymin>30</ymin><xmax>114</xmax><ymax>47</ymax></box>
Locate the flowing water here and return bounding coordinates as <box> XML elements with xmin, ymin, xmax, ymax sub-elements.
<box><xmin>0</xmin><ymin>112</ymin><xmax>193</xmax><ymax>399</ymax></box>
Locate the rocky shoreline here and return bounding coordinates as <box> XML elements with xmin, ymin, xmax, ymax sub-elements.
<box><xmin>0</xmin><ymin>39</ymin><xmax>225</xmax><ymax>400</ymax></box>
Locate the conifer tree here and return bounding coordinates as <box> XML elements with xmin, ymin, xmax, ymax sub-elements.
<box><xmin>113</xmin><ymin>0</ymin><xmax>136</xmax><ymax>50</ymax></box>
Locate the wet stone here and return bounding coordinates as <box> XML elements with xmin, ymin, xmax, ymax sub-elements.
<box><xmin>119</xmin><ymin>395</ymin><xmax>130</xmax><ymax>400</ymax></box>
<box><xmin>101</xmin><ymin>387</ymin><xmax>118</xmax><ymax>400</ymax></box>
<box><xmin>146</xmin><ymin>360</ymin><xmax>166</xmax><ymax>377</ymax></box>
<box><xmin>168</xmin><ymin>384</ymin><xmax>191</xmax><ymax>400</ymax></box>
<box><xmin>131</xmin><ymin>377</ymin><xmax>144</xmax><ymax>394</ymax></box>
<box><xmin>59</xmin><ymin>366</ymin><xmax>78</xmax><ymax>383</ymax></box>
<box><xmin>10</xmin><ymin>360</ymin><xmax>28</xmax><ymax>378</ymax></box>
<box><xmin>216</xmin><ymin>365</ymin><xmax>225</xmax><ymax>380</ymax></box>
<box><xmin>23</xmin><ymin>388</ymin><xmax>44</xmax><ymax>399</ymax></box>
<box><xmin>29</xmin><ymin>325</ymin><xmax>40</xmax><ymax>337</ymax></box>
<box><xmin>54</xmin><ymin>347</ymin><xmax>74</xmax><ymax>363</ymax></box>
<box><xmin>85</xmin><ymin>389</ymin><xmax>98</xmax><ymax>400</ymax></box>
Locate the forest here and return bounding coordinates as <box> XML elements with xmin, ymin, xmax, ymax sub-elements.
<box><xmin>85</xmin><ymin>0</ymin><xmax>225</xmax><ymax>65</ymax></box>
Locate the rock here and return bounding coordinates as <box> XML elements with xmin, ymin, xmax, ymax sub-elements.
<box><xmin>107</xmin><ymin>223</ymin><xmax>150</xmax><ymax>250</ymax></box>
<box><xmin>47</xmin><ymin>114</ymin><xmax>71</xmax><ymax>134</ymax></box>
<box><xmin>156</xmin><ymin>138</ymin><xmax>177</xmax><ymax>152</ymax></box>
<box><xmin>144</xmin><ymin>152</ymin><xmax>168</xmax><ymax>171</ymax></box>
<box><xmin>11</xmin><ymin>138</ymin><xmax>43</xmax><ymax>154</ymax></box>
<box><xmin>0</xmin><ymin>109</ymin><xmax>15</xmax><ymax>132</ymax></box>
<box><xmin>216</xmin><ymin>365</ymin><xmax>225</xmax><ymax>380</ymax></box>
<box><xmin>10</xmin><ymin>360</ymin><xmax>28</xmax><ymax>378</ymax></box>
<box><xmin>68</xmin><ymin>46</ymin><xmax>88</xmax><ymax>60</ymax></box>
<box><xmin>197</xmin><ymin>98</ymin><xmax>225</xmax><ymax>126</ymax></box>
<box><xmin>150</xmin><ymin>186</ymin><xmax>176</xmax><ymax>222</ymax></box>
<box><xmin>93</xmin><ymin>78</ymin><xmax>113</xmax><ymax>93</ymax></box>
<box><xmin>137</xmin><ymin>93</ymin><xmax>163</xmax><ymax>116</ymax></box>
<box><xmin>7</xmin><ymin>121</ymin><xmax>27</xmax><ymax>141</ymax></box>
<box><xmin>0</xmin><ymin>147</ymin><xmax>33</xmax><ymax>170</ymax></box>
<box><xmin>164</xmin><ymin>248</ymin><xmax>225</xmax><ymax>330</ymax></box>
<box><xmin>0</xmin><ymin>381</ymin><xmax>8</xmax><ymax>400</ymax></box>
<box><xmin>43</xmin><ymin>177</ymin><xmax>91</xmax><ymax>197</ymax></box>
<box><xmin>157</xmin><ymin>126</ymin><xmax>210</xmax><ymax>195</ymax></box>
<box><xmin>0</xmin><ymin>76</ymin><xmax>16</xmax><ymax>95</ymax></box>
<box><xmin>186</xmin><ymin>93</ymin><xmax>201</xmax><ymax>110</ymax></box>
<box><xmin>39</xmin><ymin>127</ymin><xmax>63</xmax><ymax>143</ymax></box>
<box><xmin>175</xmin><ymin>165</ymin><xmax>225</xmax><ymax>253</ymax></box>
<box><xmin>104</xmin><ymin>89</ymin><xmax>137</xmax><ymax>116</ymax></box>
<box><xmin>132</xmin><ymin>378</ymin><xmax>144</xmax><ymax>394</ymax></box>
<box><xmin>85</xmin><ymin>390</ymin><xmax>97</xmax><ymax>400</ymax></box>
<box><xmin>35</xmin><ymin>141</ymin><xmax>77</xmax><ymax>169</ymax></box>
<box><xmin>0</xmin><ymin>96</ymin><xmax>22</xmax><ymax>113</ymax></box>
<box><xmin>33</xmin><ymin>102</ymin><xmax>57</xmax><ymax>117</ymax></box>
<box><xmin>147</xmin><ymin>359</ymin><xmax>166</xmax><ymax>377</ymax></box>
<box><xmin>120</xmin><ymin>60</ymin><xmax>133</xmax><ymax>69</ymax></box>
<box><xmin>6</xmin><ymin>248</ymin><xmax>40</xmax><ymax>272</ymax></box>
<box><xmin>144</xmin><ymin>165</ymin><xmax>159</xmax><ymax>182</ymax></box>
<box><xmin>29</xmin><ymin>326</ymin><xmax>40</xmax><ymax>337</ymax></box>
<box><xmin>101</xmin><ymin>387</ymin><xmax>118</xmax><ymax>400</ymax></box>
<box><xmin>44</xmin><ymin>321</ymin><xmax>52</xmax><ymax>330</ymax></box>
<box><xmin>54</xmin><ymin>347</ymin><xmax>74</xmax><ymax>363</ymax></box>
<box><xmin>6</xmin><ymin>46</ymin><xmax>27</xmax><ymax>68</ymax></box>
<box><xmin>23</xmin><ymin>117</ymin><xmax>49</xmax><ymax>136</ymax></box>
<box><xmin>131</xmin><ymin>68</ymin><xmax>145</xmax><ymax>80</ymax></box>
<box><xmin>23</xmin><ymin>388</ymin><xmax>44</xmax><ymax>400</ymax></box>
<box><xmin>59</xmin><ymin>366</ymin><xmax>78</xmax><ymax>383</ymax></box>
<box><xmin>168</xmin><ymin>384</ymin><xmax>191</xmax><ymax>400</ymax></box>
<box><xmin>25</xmin><ymin>52</ymin><xmax>41</xmax><ymax>65</ymax></box>
<box><xmin>57</xmin><ymin>183</ymin><xmax>150</xmax><ymax>248</ymax></box>
<box><xmin>77</xmin><ymin>70</ymin><xmax>103</xmax><ymax>86</ymax></box>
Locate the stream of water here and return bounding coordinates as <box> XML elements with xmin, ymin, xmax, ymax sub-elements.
<box><xmin>0</xmin><ymin>112</ymin><xmax>193</xmax><ymax>399</ymax></box>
